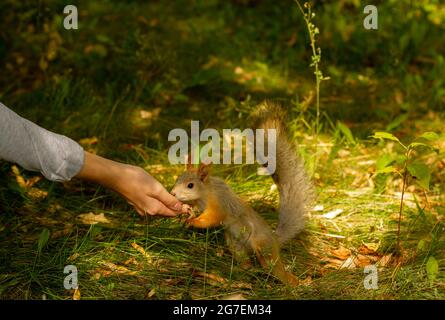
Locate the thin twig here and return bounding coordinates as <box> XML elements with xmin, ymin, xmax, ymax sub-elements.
<box><xmin>397</xmin><ymin>169</ymin><xmax>408</xmax><ymax>249</ymax></box>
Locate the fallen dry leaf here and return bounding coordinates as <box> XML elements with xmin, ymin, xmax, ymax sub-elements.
<box><xmin>229</xmin><ymin>282</ymin><xmax>253</xmax><ymax>290</ymax></box>
<box><xmin>192</xmin><ymin>270</ymin><xmax>227</xmax><ymax>286</ymax></box>
<box><xmin>25</xmin><ymin>176</ymin><xmax>42</xmax><ymax>188</ymax></box>
<box><xmin>101</xmin><ymin>262</ymin><xmax>136</xmax><ymax>275</ymax></box>
<box><xmin>377</xmin><ymin>254</ymin><xmax>393</xmax><ymax>267</ymax></box>
<box><xmin>331</xmin><ymin>246</ymin><xmax>352</xmax><ymax>260</ymax></box>
<box><xmin>91</xmin><ymin>261</ymin><xmax>137</xmax><ymax>279</ymax></box>
<box><xmin>155</xmin><ymin>258</ymin><xmax>171</xmax><ymax>273</ymax></box>
<box><xmin>140</xmin><ymin>108</ymin><xmax>161</xmax><ymax>120</ymax></box>
<box><xmin>27</xmin><ymin>188</ymin><xmax>48</xmax><ymax>200</ymax></box>
<box><xmin>322</xmin><ymin>256</ymin><xmax>345</xmax><ymax>266</ymax></box>
<box><xmin>358</xmin><ymin>243</ymin><xmax>380</xmax><ymax>255</ymax></box>
<box><xmin>67</xmin><ymin>253</ymin><xmax>80</xmax><ymax>262</ymax></box>
<box><xmin>11</xmin><ymin>166</ymin><xmax>46</xmax><ymax>199</ymax></box>
<box><xmin>323</xmin><ymin>262</ymin><xmax>341</xmax><ymax>270</ymax></box>
<box><xmin>73</xmin><ymin>288</ymin><xmax>81</xmax><ymax>300</ymax></box>
<box><xmin>321</xmin><ymin>255</ymin><xmax>346</xmax><ymax>270</ymax></box>
<box><xmin>300</xmin><ymin>276</ymin><xmax>313</xmax><ymax>286</ymax></box>
<box><xmin>91</xmin><ymin>270</ymin><xmax>111</xmax><ymax>280</ymax></box>
<box><xmin>131</xmin><ymin>242</ymin><xmax>153</xmax><ymax>263</ymax></box>
<box><xmin>124</xmin><ymin>257</ymin><xmax>138</xmax><ymax>266</ymax></box>
<box><xmin>221</xmin><ymin>293</ymin><xmax>247</xmax><ymax>300</ymax></box>
<box><xmin>77</xmin><ymin>212</ymin><xmax>110</xmax><ymax>225</ymax></box>
<box><xmin>353</xmin><ymin>254</ymin><xmax>374</xmax><ymax>267</ymax></box>
<box><xmin>146</xmin><ymin>288</ymin><xmax>156</xmax><ymax>299</ymax></box>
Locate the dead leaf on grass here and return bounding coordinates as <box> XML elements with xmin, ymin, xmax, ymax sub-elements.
<box><xmin>12</xmin><ymin>165</ymin><xmax>27</xmax><ymax>188</ymax></box>
<box><xmin>146</xmin><ymin>288</ymin><xmax>156</xmax><ymax>299</ymax></box>
<box><xmin>92</xmin><ymin>261</ymin><xmax>137</xmax><ymax>279</ymax></box>
<box><xmin>377</xmin><ymin>254</ymin><xmax>393</xmax><ymax>267</ymax></box>
<box><xmin>331</xmin><ymin>246</ymin><xmax>352</xmax><ymax>260</ymax></box>
<box><xmin>131</xmin><ymin>242</ymin><xmax>153</xmax><ymax>263</ymax></box>
<box><xmin>11</xmin><ymin>166</ymin><xmax>47</xmax><ymax>199</ymax></box>
<box><xmin>77</xmin><ymin>212</ymin><xmax>110</xmax><ymax>225</ymax></box>
<box><xmin>353</xmin><ymin>254</ymin><xmax>375</xmax><ymax>267</ymax></box>
<box><xmin>192</xmin><ymin>270</ymin><xmax>227</xmax><ymax>286</ymax></box>
<box><xmin>229</xmin><ymin>282</ymin><xmax>253</xmax><ymax>290</ymax></box>
<box><xmin>27</xmin><ymin>188</ymin><xmax>48</xmax><ymax>200</ymax></box>
<box><xmin>140</xmin><ymin>108</ymin><xmax>161</xmax><ymax>120</ymax></box>
<box><xmin>300</xmin><ymin>276</ymin><xmax>313</xmax><ymax>286</ymax></box>
<box><xmin>221</xmin><ymin>293</ymin><xmax>247</xmax><ymax>300</ymax></box>
<box><xmin>101</xmin><ymin>262</ymin><xmax>136</xmax><ymax>275</ymax></box>
<box><xmin>73</xmin><ymin>288</ymin><xmax>81</xmax><ymax>300</ymax></box>
<box><xmin>124</xmin><ymin>257</ymin><xmax>138</xmax><ymax>266</ymax></box>
<box><xmin>323</xmin><ymin>262</ymin><xmax>341</xmax><ymax>270</ymax></box>
<box><xmin>67</xmin><ymin>252</ymin><xmax>80</xmax><ymax>262</ymax></box>
<box><xmin>358</xmin><ymin>243</ymin><xmax>380</xmax><ymax>255</ymax></box>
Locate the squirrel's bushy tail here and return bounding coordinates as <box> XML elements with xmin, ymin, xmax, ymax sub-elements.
<box><xmin>252</xmin><ymin>101</ymin><xmax>314</xmax><ymax>244</ymax></box>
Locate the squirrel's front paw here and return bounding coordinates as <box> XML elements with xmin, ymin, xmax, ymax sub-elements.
<box><xmin>182</xmin><ymin>204</ymin><xmax>193</xmax><ymax>215</ymax></box>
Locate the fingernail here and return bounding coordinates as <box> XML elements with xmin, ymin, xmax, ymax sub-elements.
<box><xmin>173</xmin><ymin>202</ymin><xmax>182</xmax><ymax>211</ymax></box>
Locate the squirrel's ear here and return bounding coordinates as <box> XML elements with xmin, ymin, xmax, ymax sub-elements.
<box><xmin>198</xmin><ymin>161</ymin><xmax>212</xmax><ymax>181</ymax></box>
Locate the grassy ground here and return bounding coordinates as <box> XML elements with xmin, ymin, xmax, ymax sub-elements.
<box><xmin>0</xmin><ymin>0</ymin><xmax>445</xmax><ymax>299</ymax></box>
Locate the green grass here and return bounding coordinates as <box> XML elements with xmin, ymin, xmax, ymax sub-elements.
<box><xmin>0</xmin><ymin>0</ymin><xmax>445</xmax><ymax>300</ymax></box>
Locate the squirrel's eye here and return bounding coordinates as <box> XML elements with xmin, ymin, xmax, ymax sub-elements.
<box><xmin>187</xmin><ymin>183</ymin><xmax>194</xmax><ymax>189</ymax></box>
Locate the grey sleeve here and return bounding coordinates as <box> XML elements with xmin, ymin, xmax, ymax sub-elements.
<box><xmin>0</xmin><ymin>102</ymin><xmax>85</xmax><ymax>182</ymax></box>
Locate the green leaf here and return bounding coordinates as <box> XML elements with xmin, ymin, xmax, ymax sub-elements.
<box><xmin>37</xmin><ymin>228</ymin><xmax>50</xmax><ymax>254</ymax></box>
<box><xmin>337</xmin><ymin>121</ymin><xmax>355</xmax><ymax>145</ymax></box>
<box><xmin>407</xmin><ymin>162</ymin><xmax>431</xmax><ymax>190</ymax></box>
<box><xmin>417</xmin><ymin>240</ymin><xmax>426</xmax><ymax>252</ymax></box>
<box><xmin>419</xmin><ymin>132</ymin><xmax>439</xmax><ymax>141</ymax></box>
<box><xmin>409</xmin><ymin>142</ymin><xmax>434</xmax><ymax>150</ymax></box>
<box><xmin>376</xmin><ymin>154</ymin><xmax>395</xmax><ymax>171</ymax></box>
<box><xmin>426</xmin><ymin>256</ymin><xmax>439</xmax><ymax>283</ymax></box>
<box><xmin>370</xmin><ymin>132</ymin><xmax>401</xmax><ymax>143</ymax></box>
<box><xmin>375</xmin><ymin>166</ymin><xmax>396</xmax><ymax>175</ymax></box>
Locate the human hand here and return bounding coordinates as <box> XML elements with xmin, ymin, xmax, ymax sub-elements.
<box><xmin>113</xmin><ymin>165</ymin><xmax>187</xmax><ymax>217</ymax></box>
<box><xmin>76</xmin><ymin>152</ymin><xmax>187</xmax><ymax>217</ymax></box>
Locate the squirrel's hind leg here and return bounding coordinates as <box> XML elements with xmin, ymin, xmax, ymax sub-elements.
<box><xmin>225</xmin><ymin>231</ymin><xmax>252</xmax><ymax>269</ymax></box>
<box><xmin>253</xmin><ymin>241</ymin><xmax>299</xmax><ymax>287</ymax></box>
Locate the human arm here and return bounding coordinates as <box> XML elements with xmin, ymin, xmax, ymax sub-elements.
<box><xmin>0</xmin><ymin>102</ymin><xmax>185</xmax><ymax>217</ymax></box>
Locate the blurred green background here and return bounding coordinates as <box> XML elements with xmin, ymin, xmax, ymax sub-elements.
<box><xmin>1</xmin><ymin>0</ymin><xmax>444</xmax><ymax>152</ymax></box>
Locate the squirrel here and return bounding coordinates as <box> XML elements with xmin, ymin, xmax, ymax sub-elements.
<box><xmin>171</xmin><ymin>101</ymin><xmax>313</xmax><ymax>286</ymax></box>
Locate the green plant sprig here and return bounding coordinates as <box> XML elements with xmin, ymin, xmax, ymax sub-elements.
<box><xmin>295</xmin><ymin>1</ymin><xmax>330</xmax><ymax>137</ymax></box>
<box><xmin>370</xmin><ymin>131</ymin><xmax>440</xmax><ymax>249</ymax></box>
